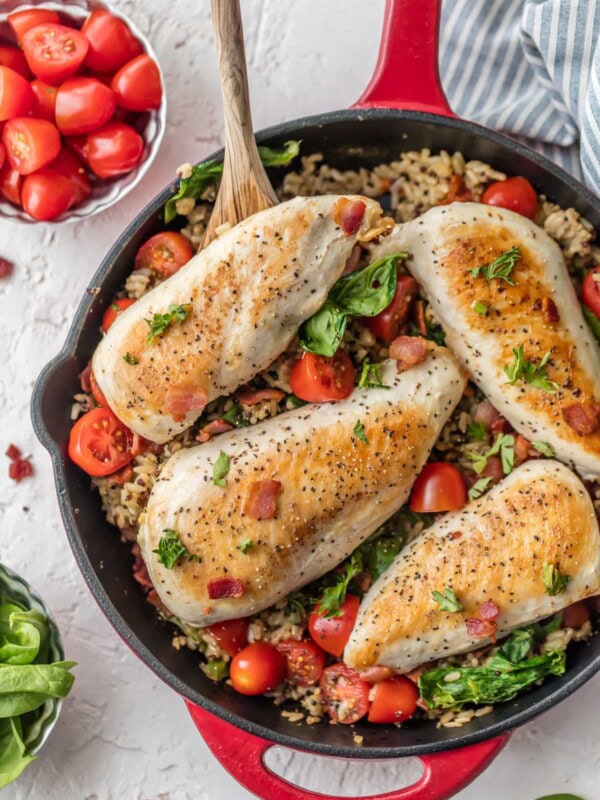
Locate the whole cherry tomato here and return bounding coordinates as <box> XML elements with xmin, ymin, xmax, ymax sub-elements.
<box><xmin>482</xmin><ymin>176</ymin><xmax>538</xmax><ymax>220</ymax></box>
<box><xmin>49</xmin><ymin>147</ymin><xmax>91</xmax><ymax>205</ymax></box>
<box><xmin>86</xmin><ymin>121</ymin><xmax>144</xmax><ymax>178</ymax></box>
<box><xmin>0</xmin><ymin>44</ymin><xmax>31</xmax><ymax>79</ymax></box>
<box><xmin>3</xmin><ymin>117</ymin><xmax>61</xmax><ymax>174</ymax></box>
<box><xmin>582</xmin><ymin>266</ymin><xmax>600</xmax><ymax>319</ymax></box>
<box><xmin>308</xmin><ymin>594</ymin><xmax>360</xmax><ymax>657</ymax></box>
<box><xmin>134</xmin><ymin>231</ymin><xmax>194</xmax><ymax>278</ymax></box>
<box><xmin>0</xmin><ymin>161</ymin><xmax>22</xmax><ymax>205</ymax></box>
<box><xmin>410</xmin><ymin>462</ymin><xmax>468</xmax><ymax>513</ymax></box>
<box><xmin>0</xmin><ymin>66</ymin><xmax>35</xmax><ymax>121</ymax></box>
<box><xmin>368</xmin><ymin>676</ymin><xmax>419</xmax><ymax>724</ymax></box>
<box><xmin>229</xmin><ymin>642</ymin><xmax>286</xmax><ymax>696</ymax></box>
<box><xmin>111</xmin><ymin>54</ymin><xmax>162</xmax><ymax>111</ymax></box>
<box><xmin>55</xmin><ymin>77</ymin><xmax>116</xmax><ymax>136</ymax></box>
<box><xmin>89</xmin><ymin>370</ymin><xmax>108</xmax><ymax>408</ymax></box>
<box><xmin>68</xmin><ymin>407</ymin><xmax>134</xmax><ymax>477</ymax></box>
<box><xmin>22</xmin><ymin>23</ymin><xmax>89</xmax><ymax>84</ymax></box>
<box><xmin>290</xmin><ymin>349</ymin><xmax>356</xmax><ymax>403</ymax></box>
<box><xmin>82</xmin><ymin>11</ymin><xmax>142</xmax><ymax>73</ymax></box>
<box><xmin>30</xmin><ymin>79</ymin><xmax>57</xmax><ymax>121</ymax></box>
<box><xmin>102</xmin><ymin>297</ymin><xmax>136</xmax><ymax>333</ymax></box>
<box><xmin>8</xmin><ymin>9</ymin><xmax>60</xmax><ymax>42</ymax></box>
<box><xmin>21</xmin><ymin>169</ymin><xmax>77</xmax><ymax>220</ymax></box>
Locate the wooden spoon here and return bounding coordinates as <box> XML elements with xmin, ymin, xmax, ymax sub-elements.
<box><xmin>202</xmin><ymin>0</ymin><xmax>278</xmax><ymax>248</ymax></box>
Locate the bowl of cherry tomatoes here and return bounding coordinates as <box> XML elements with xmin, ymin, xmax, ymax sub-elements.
<box><xmin>0</xmin><ymin>0</ymin><xmax>166</xmax><ymax>222</ymax></box>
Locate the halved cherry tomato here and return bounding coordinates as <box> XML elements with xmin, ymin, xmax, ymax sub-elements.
<box><xmin>308</xmin><ymin>594</ymin><xmax>360</xmax><ymax>657</ymax></box>
<box><xmin>21</xmin><ymin>168</ymin><xmax>77</xmax><ymax>220</ymax></box>
<box><xmin>368</xmin><ymin>676</ymin><xmax>419</xmax><ymax>724</ymax></box>
<box><xmin>68</xmin><ymin>407</ymin><xmax>133</xmax><ymax>477</ymax></box>
<box><xmin>482</xmin><ymin>176</ymin><xmax>538</xmax><ymax>220</ymax></box>
<box><xmin>3</xmin><ymin>117</ymin><xmax>61</xmax><ymax>174</ymax></box>
<box><xmin>86</xmin><ymin>121</ymin><xmax>143</xmax><ymax>178</ymax></box>
<box><xmin>409</xmin><ymin>462</ymin><xmax>468</xmax><ymax>513</ymax></box>
<box><xmin>102</xmin><ymin>297</ymin><xmax>136</xmax><ymax>333</ymax></box>
<box><xmin>89</xmin><ymin>370</ymin><xmax>108</xmax><ymax>408</ymax></box>
<box><xmin>229</xmin><ymin>642</ymin><xmax>286</xmax><ymax>696</ymax></box>
<box><xmin>276</xmin><ymin>638</ymin><xmax>326</xmax><ymax>687</ymax></box>
<box><xmin>562</xmin><ymin>601</ymin><xmax>590</xmax><ymax>629</ymax></box>
<box><xmin>0</xmin><ymin>66</ymin><xmax>35</xmax><ymax>121</ymax></box>
<box><xmin>82</xmin><ymin>11</ymin><xmax>142</xmax><ymax>73</ymax></box>
<box><xmin>22</xmin><ymin>24</ymin><xmax>89</xmax><ymax>84</ymax></box>
<box><xmin>8</xmin><ymin>9</ymin><xmax>60</xmax><ymax>43</ymax></box>
<box><xmin>290</xmin><ymin>349</ymin><xmax>356</xmax><ymax>403</ymax></box>
<box><xmin>582</xmin><ymin>266</ymin><xmax>600</xmax><ymax>319</ymax></box>
<box><xmin>365</xmin><ymin>274</ymin><xmax>418</xmax><ymax>342</ymax></box>
<box><xmin>49</xmin><ymin>147</ymin><xmax>91</xmax><ymax>205</ymax></box>
<box><xmin>0</xmin><ymin>44</ymin><xmax>31</xmax><ymax>79</ymax></box>
<box><xmin>30</xmin><ymin>79</ymin><xmax>57</xmax><ymax>121</ymax></box>
<box><xmin>134</xmin><ymin>231</ymin><xmax>194</xmax><ymax>278</ymax></box>
<box><xmin>320</xmin><ymin>664</ymin><xmax>370</xmax><ymax>724</ymax></box>
<box><xmin>55</xmin><ymin>77</ymin><xmax>116</xmax><ymax>136</ymax></box>
<box><xmin>0</xmin><ymin>161</ymin><xmax>22</xmax><ymax>205</ymax></box>
<box><xmin>204</xmin><ymin>618</ymin><xmax>249</xmax><ymax>657</ymax></box>
<box><xmin>111</xmin><ymin>54</ymin><xmax>162</xmax><ymax>111</ymax></box>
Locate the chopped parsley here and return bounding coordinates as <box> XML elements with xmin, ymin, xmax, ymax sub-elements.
<box><xmin>212</xmin><ymin>451</ymin><xmax>230</xmax><ymax>487</ymax></box>
<box><xmin>357</xmin><ymin>358</ymin><xmax>390</xmax><ymax>390</ymax></box>
<box><xmin>287</xmin><ymin>394</ymin><xmax>308</xmax><ymax>408</ymax></box>
<box><xmin>470</xmin><ymin>246</ymin><xmax>520</xmax><ymax>285</ymax></box>
<box><xmin>467</xmin><ymin>420</ymin><xmax>486</xmax><ymax>441</ymax></box>
<box><xmin>123</xmin><ymin>352</ymin><xmax>138</xmax><ymax>365</ymax></box>
<box><xmin>221</xmin><ymin>402</ymin><xmax>250</xmax><ymax>427</ymax></box>
<box><xmin>542</xmin><ymin>563</ymin><xmax>571</xmax><ymax>596</ymax></box>
<box><xmin>237</xmin><ymin>538</ymin><xmax>255</xmax><ymax>554</ymax></box>
<box><xmin>110</xmin><ymin>302</ymin><xmax>120</xmax><ymax>312</ymax></box>
<box><xmin>471</xmin><ymin>300</ymin><xmax>488</xmax><ymax>316</ymax></box>
<box><xmin>532</xmin><ymin>440</ymin><xmax>555</xmax><ymax>457</ymax></box>
<box><xmin>432</xmin><ymin>587</ymin><xmax>463</xmax><ymax>613</ymax></box>
<box><xmin>353</xmin><ymin>419</ymin><xmax>368</xmax><ymax>444</ymax></box>
<box><xmin>316</xmin><ymin>552</ymin><xmax>363</xmax><ymax>618</ymax></box>
<box><xmin>153</xmin><ymin>528</ymin><xmax>199</xmax><ymax>569</ymax></box>
<box><xmin>503</xmin><ymin>346</ymin><xmax>558</xmax><ymax>393</ymax></box>
<box><xmin>145</xmin><ymin>304</ymin><xmax>191</xmax><ymax>345</ymax></box>
<box><xmin>468</xmin><ymin>476</ymin><xmax>493</xmax><ymax>501</ymax></box>
<box><xmin>468</xmin><ymin>432</ymin><xmax>515</xmax><ymax>475</ymax></box>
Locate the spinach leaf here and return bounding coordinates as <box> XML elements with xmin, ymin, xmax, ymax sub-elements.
<box><xmin>534</xmin><ymin>795</ymin><xmax>585</xmax><ymax>800</ymax></box>
<box><xmin>0</xmin><ymin>605</ymin><xmax>48</xmax><ymax>666</ymax></box>
<box><xmin>0</xmin><ymin>717</ymin><xmax>35</xmax><ymax>789</ymax></box>
<box><xmin>0</xmin><ymin>661</ymin><xmax>76</xmax><ymax>717</ymax></box>
<box><xmin>299</xmin><ymin>300</ymin><xmax>348</xmax><ymax>357</ymax></box>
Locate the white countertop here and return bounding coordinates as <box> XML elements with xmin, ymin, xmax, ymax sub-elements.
<box><xmin>1</xmin><ymin>1</ymin><xmax>597</xmax><ymax>797</ymax></box>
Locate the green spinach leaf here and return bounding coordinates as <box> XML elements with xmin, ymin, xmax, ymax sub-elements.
<box><xmin>0</xmin><ymin>661</ymin><xmax>76</xmax><ymax>718</ymax></box>
<box><xmin>0</xmin><ymin>717</ymin><xmax>35</xmax><ymax>789</ymax></box>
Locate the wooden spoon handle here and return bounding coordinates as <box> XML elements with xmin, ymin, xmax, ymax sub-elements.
<box><xmin>203</xmin><ymin>0</ymin><xmax>278</xmax><ymax>247</ymax></box>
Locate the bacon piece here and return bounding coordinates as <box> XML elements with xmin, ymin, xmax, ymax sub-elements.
<box><xmin>343</xmin><ymin>243</ymin><xmax>363</xmax><ymax>274</ymax></box>
<box><xmin>490</xmin><ymin>416</ymin><xmax>512</xmax><ymax>435</ymax></box>
<box><xmin>79</xmin><ymin>363</ymin><xmax>92</xmax><ymax>393</ymax></box>
<box><xmin>389</xmin><ymin>335</ymin><xmax>427</xmax><ymax>372</ymax></box>
<box><xmin>413</xmin><ymin>299</ymin><xmax>427</xmax><ymax>336</ymax></box>
<box><xmin>164</xmin><ymin>385</ymin><xmax>208</xmax><ymax>422</ymax></box>
<box><xmin>544</xmin><ymin>297</ymin><xmax>560</xmax><ymax>323</ymax></box>
<box><xmin>439</xmin><ymin>174</ymin><xmax>472</xmax><ymax>204</ymax></box>
<box><xmin>8</xmin><ymin>458</ymin><xmax>33</xmax><ymax>482</ymax></box>
<box><xmin>479</xmin><ymin>599</ymin><xmax>500</xmax><ymax>620</ymax></box>
<box><xmin>481</xmin><ymin>455</ymin><xmax>504</xmax><ymax>484</ymax></box>
<box><xmin>562</xmin><ymin>403</ymin><xmax>600</xmax><ymax>436</ymax></box>
<box><xmin>0</xmin><ymin>257</ymin><xmax>14</xmax><ymax>279</ymax></box>
<box><xmin>147</xmin><ymin>589</ymin><xmax>171</xmax><ymax>616</ymax></box>
<box><xmin>472</xmin><ymin>400</ymin><xmax>502</xmax><ymax>430</ymax></box>
<box><xmin>130</xmin><ymin>433</ymin><xmax>149</xmax><ymax>457</ymax></box>
<box><xmin>132</xmin><ymin>551</ymin><xmax>153</xmax><ymax>589</ymax></box>
<box><xmin>332</xmin><ymin>198</ymin><xmax>366</xmax><ymax>235</ymax></box>
<box><xmin>514</xmin><ymin>435</ymin><xmax>531</xmax><ymax>465</ymax></box>
<box><xmin>196</xmin><ymin>419</ymin><xmax>234</xmax><ymax>443</ymax></box>
<box><xmin>244</xmin><ymin>479</ymin><xmax>282</xmax><ymax>520</ymax></box>
<box><xmin>235</xmin><ymin>387</ymin><xmax>285</xmax><ymax>406</ymax></box>
<box><xmin>5</xmin><ymin>444</ymin><xmax>21</xmax><ymax>461</ymax></box>
<box><xmin>358</xmin><ymin>666</ymin><xmax>393</xmax><ymax>684</ymax></box>
<box><xmin>208</xmin><ymin>578</ymin><xmax>245</xmax><ymax>600</ymax></box>
<box><xmin>108</xmin><ymin>464</ymin><xmax>134</xmax><ymax>485</ymax></box>
<box><xmin>466</xmin><ymin>617</ymin><xmax>497</xmax><ymax>640</ymax></box>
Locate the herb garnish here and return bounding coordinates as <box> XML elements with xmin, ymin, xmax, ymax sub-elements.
<box><xmin>542</xmin><ymin>563</ymin><xmax>571</xmax><ymax>596</ymax></box>
<box><xmin>110</xmin><ymin>302</ymin><xmax>120</xmax><ymax>312</ymax></box>
<box><xmin>153</xmin><ymin>528</ymin><xmax>199</xmax><ymax>569</ymax></box>
<box><xmin>145</xmin><ymin>304</ymin><xmax>191</xmax><ymax>345</ymax></box>
<box><xmin>357</xmin><ymin>358</ymin><xmax>390</xmax><ymax>390</ymax></box>
<box><xmin>468</xmin><ymin>432</ymin><xmax>515</xmax><ymax>475</ymax></box>
<box><xmin>220</xmin><ymin>402</ymin><xmax>250</xmax><ymax>427</ymax></box>
<box><xmin>353</xmin><ymin>420</ymin><xmax>368</xmax><ymax>444</ymax></box>
<box><xmin>316</xmin><ymin>553</ymin><xmax>363</xmax><ymax>618</ymax></box>
<box><xmin>471</xmin><ymin>300</ymin><xmax>488</xmax><ymax>315</ymax></box>
<box><xmin>467</xmin><ymin>420</ymin><xmax>486</xmax><ymax>441</ymax></box>
<box><xmin>212</xmin><ymin>451</ymin><xmax>230</xmax><ymax>487</ymax></box>
<box><xmin>123</xmin><ymin>352</ymin><xmax>138</xmax><ymax>365</ymax></box>
<box><xmin>470</xmin><ymin>246</ymin><xmax>520</xmax><ymax>285</ymax></box>
<box><xmin>468</xmin><ymin>476</ymin><xmax>493</xmax><ymax>501</ymax></box>
<box><xmin>532</xmin><ymin>440</ymin><xmax>555</xmax><ymax>457</ymax></box>
<box><xmin>237</xmin><ymin>539</ymin><xmax>255</xmax><ymax>554</ymax></box>
<box><xmin>503</xmin><ymin>345</ymin><xmax>558</xmax><ymax>393</ymax></box>
<box><xmin>431</xmin><ymin>588</ymin><xmax>463</xmax><ymax>613</ymax></box>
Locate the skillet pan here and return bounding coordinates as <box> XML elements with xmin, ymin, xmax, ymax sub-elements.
<box><xmin>31</xmin><ymin>0</ymin><xmax>600</xmax><ymax>797</ymax></box>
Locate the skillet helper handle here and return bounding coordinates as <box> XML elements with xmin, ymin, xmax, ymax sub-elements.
<box><xmin>354</xmin><ymin>0</ymin><xmax>454</xmax><ymax>116</ymax></box>
<box><xmin>186</xmin><ymin>702</ymin><xmax>509</xmax><ymax>800</ymax></box>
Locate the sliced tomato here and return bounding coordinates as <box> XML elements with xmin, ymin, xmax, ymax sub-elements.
<box><xmin>320</xmin><ymin>664</ymin><xmax>370</xmax><ymax>724</ymax></box>
<box><xmin>290</xmin><ymin>349</ymin><xmax>356</xmax><ymax>403</ymax></box>
<box><xmin>409</xmin><ymin>462</ymin><xmax>468</xmax><ymax>513</ymax></box>
<box><xmin>30</xmin><ymin>79</ymin><xmax>57</xmax><ymax>121</ymax></box>
<box><xmin>276</xmin><ymin>638</ymin><xmax>326</xmax><ymax>687</ymax></box>
<box><xmin>482</xmin><ymin>176</ymin><xmax>538</xmax><ymax>220</ymax></box>
<box><xmin>49</xmin><ymin>147</ymin><xmax>91</xmax><ymax>205</ymax></box>
<box><xmin>82</xmin><ymin>11</ymin><xmax>142</xmax><ymax>73</ymax></box>
<box><xmin>86</xmin><ymin>121</ymin><xmax>143</xmax><ymax>178</ymax></box>
<box><xmin>111</xmin><ymin>54</ymin><xmax>162</xmax><ymax>111</ymax></box>
<box><xmin>229</xmin><ymin>642</ymin><xmax>286</xmax><ymax>696</ymax></box>
<box><xmin>3</xmin><ymin>117</ymin><xmax>61</xmax><ymax>175</ymax></box>
<box><xmin>0</xmin><ymin>161</ymin><xmax>22</xmax><ymax>205</ymax></box>
<box><xmin>308</xmin><ymin>594</ymin><xmax>360</xmax><ymax>658</ymax></box>
<box><xmin>204</xmin><ymin>618</ymin><xmax>249</xmax><ymax>657</ymax></box>
<box><xmin>22</xmin><ymin>24</ymin><xmax>89</xmax><ymax>84</ymax></box>
<box><xmin>8</xmin><ymin>9</ymin><xmax>60</xmax><ymax>43</ymax></box>
<box><xmin>582</xmin><ymin>266</ymin><xmax>600</xmax><ymax>319</ymax></box>
<box><xmin>0</xmin><ymin>66</ymin><xmax>35</xmax><ymax>121</ymax></box>
<box><xmin>134</xmin><ymin>231</ymin><xmax>194</xmax><ymax>278</ymax></box>
<box><xmin>102</xmin><ymin>297</ymin><xmax>136</xmax><ymax>333</ymax></box>
<box><xmin>0</xmin><ymin>44</ymin><xmax>31</xmax><ymax>79</ymax></box>
<box><xmin>55</xmin><ymin>77</ymin><xmax>116</xmax><ymax>136</ymax></box>
<box><xmin>21</xmin><ymin>168</ymin><xmax>77</xmax><ymax>220</ymax></box>
<box><xmin>368</xmin><ymin>676</ymin><xmax>419</xmax><ymax>724</ymax></box>
<box><xmin>89</xmin><ymin>370</ymin><xmax>108</xmax><ymax>407</ymax></box>
<box><xmin>365</xmin><ymin>274</ymin><xmax>418</xmax><ymax>342</ymax></box>
<box><xmin>562</xmin><ymin>601</ymin><xmax>590</xmax><ymax>629</ymax></box>
<box><xmin>68</xmin><ymin>407</ymin><xmax>133</xmax><ymax>477</ymax></box>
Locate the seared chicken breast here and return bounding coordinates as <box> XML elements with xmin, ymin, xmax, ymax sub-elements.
<box><xmin>93</xmin><ymin>195</ymin><xmax>387</xmax><ymax>443</ymax></box>
<box><xmin>137</xmin><ymin>346</ymin><xmax>466</xmax><ymax>625</ymax></box>
<box><xmin>372</xmin><ymin>203</ymin><xmax>600</xmax><ymax>478</ymax></box>
<box><xmin>344</xmin><ymin>460</ymin><xmax>600</xmax><ymax>674</ymax></box>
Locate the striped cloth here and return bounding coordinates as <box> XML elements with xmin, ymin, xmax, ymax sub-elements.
<box><xmin>439</xmin><ymin>0</ymin><xmax>600</xmax><ymax>192</ymax></box>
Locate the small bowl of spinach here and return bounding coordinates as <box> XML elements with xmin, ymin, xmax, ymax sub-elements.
<box><xmin>0</xmin><ymin>563</ymin><xmax>75</xmax><ymax>789</ymax></box>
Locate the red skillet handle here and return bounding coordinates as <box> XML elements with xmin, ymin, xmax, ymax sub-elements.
<box><xmin>187</xmin><ymin>702</ymin><xmax>509</xmax><ymax>800</ymax></box>
<box><xmin>354</xmin><ymin>0</ymin><xmax>454</xmax><ymax>116</ymax></box>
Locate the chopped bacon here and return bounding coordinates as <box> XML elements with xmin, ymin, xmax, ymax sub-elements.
<box><xmin>244</xmin><ymin>479</ymin><xmax>282</xmax><ymax>520</ymax></box>
<box><xmin>472</xmin><ymin>400</ymin><xmax>502</xmax><ymax>430</ymax></box>
<box><xmin>5</xmin><ymin>444</ymin><xmax>21</xmax><ymax>461</ymax></box>
<box><xmin>389</xmin><ymin>335</ymin><xmax>427</xmax><ymax>372</ymax></box>
<box><xmin>147</xmin><ymin>589</ymin><xmax>171</xmax><ymax>616</ymax></box>
<box><xmin>79</xmin><ymin>363</ymin><xmax>92</xmax><ymax>393</ymax></box>
<box><xmin>0</xmin><ymin>257</ymin><xmax>14</xmax><ymax>279</ymax></box>
<box><xmin>466</xmin><ymin>618</ymin><xmax>497</xmax><ymax>640</ymax></box>
<box><xmin>120</xmin><ymin>525</ymin><xmax>138</xmax><ymax>542</ymax></box>
<box><xmin>490</xmin><ymin>416</ymin><xmax>512</xmax><ymax>436</ymax></box>
<box><xmin>343</xmin><ymin>243</ymin><xmax>363</xmax><ymax>274</ymax></box>
<box><xmin>359</xmin><ymin>666</ymin><xmax>393</xmax><ymax>684</ymax></box>
<box><xmin>235</xmin><ymin>387</ymin><xmax>285</xmax><ymax>406</ymax></box>
<box><xmin>412</xmin><ymin>299</ymin><xmax>427</xmax><ymax>336</ymax></box>
<box><xmin>514</xmin><ymin>435</ymin><xmax>531</xmax><ymax>465</ymax></box>
<box><xmin>208</xmin><ymin>578</ymin><xmax>245</xmax><ymax>600</ymax></box>
<box><xmin>481</xmin><ymin>455</ymin><xmax>504</xmax><ymax>484</ymax></box>
<box><xmin>108</xmin><ymin>464</ymin><xmax>134</xmax><ymax>485</ymax></box>
<box><xmin>439</xmin><ymin>174</ymin><xmax>472</xmax><ymax>205</ymax></box>
<box><xmin>132</xmin><ymin>552</ymin><xmax>153</xmax><ymax>589</ymax></box>
<box><xmin>544</xmin><ymin>297</ymin><xmax>560</xmax><ymax>323</ymax></box>
<box><xmin>196</xmin><ymin>419</ymin><xmax>234</xmax><ymax>443</ymax></box>
<box><xmin>562</xmin><ymin>403</ymin><xmax>600</xmax><ymax>436</ymax></box>
<box><xmin>332</xmin><ymin>198</ymin><xmax>366</xmax><ymax>235</ymax></box>
<box><xmin>9</xmin><ymin>458</ymin><xmax>33</xmax><ymax>482</ymax></box>
<box><xmin>130</xmin><ymin>433</ymin><xmax>150</xmax><ymax>457</ymax></box>
<box><xmin>479</xmin><ymin>600</ymin><xmax>500</xmax><ymax>620</ymax></box>
<box><xmin>164</xmin><ymin>385</ymin><xmax>208</xmax><ymax>421</ymax></box>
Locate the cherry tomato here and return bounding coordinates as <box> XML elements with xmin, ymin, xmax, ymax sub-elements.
<box><xmin>111</xmin><ymin>54</ymin><xmax>162</xmax><ymax>111</ymax></box>
<box><xmin>68</xmin><ymin>407</ymin><xmax>133</xmax><ymax>477</ymax></box>
<box><xmin>0</xmin><ymin>142</ymin><xmax>4</xmax><ymax>171</ymax></box>
<box><xmin>0</xmin><ymin>66</ymin><xmax>35</xmax><ymax>121</ymax></box>
<box><xmin>65</xmin><ymin>134</ymin><xmax>89</xmax><ymax>163</ymax></box>
<box><xmin>21</xmin><ymin>168</ymin><xmax>77</xmax><ymax>220</ymax></box>
<box><xmin>86</xmin><ymin>121</ymin><xmax>143</xmax><ymax>178</ymax></box>
<box><xmin>49</xmin><ymin>147</ymin><xmax>91</xmax><ymax>205</ymax></box>
<box><xmin>582</xmin><ymin>266</ymin><xmax>600</xmax><ymax>319</ymax></box>
<box><xmin>482</xmin><ymin>176</ymin><xmax>538</xmax><ymax>220</ymax></box>
<box><xmin>409</xmin><ymin>462</ymin><xmax>468</xmax><ymax>513</ymax></box>
<box><xmin>290</xmin><ymin>349</ymin><xmax>356</xmax><ymax>403</ymax></box>
<box><xmin>82</xmin><ymin>11</ymin><xmax>142</xmax><ymax>73</ymax></box>
<box><xmin>0</xmin><ymin>44</ymin><xmax>31</xmax><ymax>79</ymax></box>
<box><xmin>308</xmin><ymin>594</ymin><xmax>360</xmax><ymax>658</ymax></box>
<box><xmin>562</xmin><ymin>601</ymin><xmax>590</xmax><ymax>629</ymax></box>
<box><xmin>22</xmin><ymin>24</ymin><xmax>89</xmax><ymax>84</ymax></box>
<box><xmin>368</xmin><ymin>676</ymin><xmax>419</xmax><ymax>724</ymax></box>
<box><xmin>89</xmin><ymin>370</ymin><xmax>108</xmax><ymax>407</ymax></box>
<box><xmin>102</xmin><ymin>297</ymin><xmax>136</xmax><ymax>333</ymax></box>
<box><xmin>276</xmin><ymin>639</ymin><xmax>326</xmax><ymax>687</ymax></box>
<box><xmin>3</xmin><ymin>117</ymin><xmax>61</xmax><ymax>174</ymax></box>
<box><xmin>229</xmin><ymin>642</ymin><xmax>286</xmax><ymax>696</ymax></box>
<box><xmin>30</xmin><ymin>79</ymin><xmax>57</xmax><ymax>121</ymax></box>
<box><xmin>134</xmin><ymin>231</ymin><xmax>194</xmax><ymax>278</ymax></box>
<box><xmin>55</xmin><ymin>76</ymin><xmax>116</xmax><ymax>136</ymax></box>
<box><xmin>8</xmin><ymin>9</ymin><xmax>60</xmax><ymax>42</ymax></box>
<box><xmin>320</xmin><ymin>664</ymin><xmax>370</xmax><ymax>724</ymax></box>
<box><xmin>0</xmin><ymin>161</ymin><xmax>22</xmax><ymax>205</ymax></box>
<box><xmin>204</xmin><ymin>618</ymin><xmax>249</xmax><ymax>657</ymax></box>
<box><xmin>365</xmin><ymin>274</ymin><xmax>418</xmax><ymax>342</ymax></box>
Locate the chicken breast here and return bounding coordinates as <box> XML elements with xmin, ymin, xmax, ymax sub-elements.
<box><xmin>371</xmin><ymin>203</ymin><xmax>600</xmax><ymax>478</ymax></box>
<box><xmin>93</xmin><ymin>195</ymin><xmax>387</xmax><ymax>443</ymax></box>
<box><xmin>137</xmin><ymin>346</ymin><xmax>466</xmax><ymax>625</ymax></box>
<box><xmin>344</xmin><ymin>459</ymin><xmax>600</xmax><ymax>674</ymax></box>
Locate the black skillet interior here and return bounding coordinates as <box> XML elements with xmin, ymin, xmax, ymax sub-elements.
<box><xmin>32</xmin><ymin>109</ymin><xmax>600</xmax><ymax>759</ymax></box>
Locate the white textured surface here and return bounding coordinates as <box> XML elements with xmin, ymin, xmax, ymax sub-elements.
<box><xmin>0</xmin><ymin>1</ymin><xmax>598</xmax><ymax>798</ymax></box>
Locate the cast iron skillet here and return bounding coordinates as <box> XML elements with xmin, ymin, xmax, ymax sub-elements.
<box><xmin>31</xmin><ymin>1</ymin><xmax>600</xmax><ymax>797</ymax></box>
